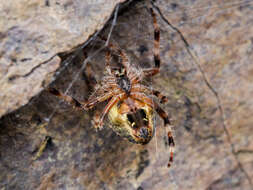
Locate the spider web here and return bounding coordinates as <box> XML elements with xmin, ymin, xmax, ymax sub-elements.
<box><xmin>44</xmin><ymin>4</ymin><xmax>120</xmax><ymax>124</ymax></box>
<box><xmin>41</xmin><ymin>0</ymin><xmax>253</xmax><ymax>189</ymax></box>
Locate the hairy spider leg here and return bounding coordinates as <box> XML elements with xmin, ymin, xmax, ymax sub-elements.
<box><xmin>49</xmin><ymin>87</ymin><xmax>119</xmax><ymax>110</ymax></box>
<box><xmin>85</xmin><ymin>55</ymin><xmax>122</xmax><ymax>109</ymax></box>
<box><xmin>48</xmin><ymin>50</ymin><xmax>117</xmax><ymax>110</ymax></box>
<box><xmin>130</xmin><ymin>92</ymin><xmax>175</xmax><ymax>168</ymax></box>
<box><xmin>131</xmin><ymin>84</ymin><xmax>168</xmax><ymax>104</ymax></box>
<box><xmin>108</xmin><ymin>43</ymin><xmax>130</xmax><ymax>72</ymax></box>
<box><xmin>80</xmin><ymin>51</ymin><xmax>97</xmax><ymax>90</ymax></box>
<box><xmin>82</xmin><ymin>50</ymin><xmax>117</xmax><ymax>97</ymax></box>
<box><xmin>99</xmin><ymin>36</ymin><xmax>133</xmax><ymax>78</ymax></box>
<box><xmin>94</xmin><ymin>93</ymin><xmax>126</xmax><ymax>129</ymax></box>
<box><xmin>85</xmin><ymin>91</ymin><xmax>116</xmax><ymax>109</ymax></box>
<box><xmin>104</xmin><ymin>50</ymin><xmax>130</xmax><ymax>82</ymax></box>
<box><xmin>143</xmin><ymin>8</ymin><xmax>161</xmax><ymax>77</ymax></box>
<box><xmin>105</xmin><ymin>51</ymin><xmax>113</xmax><ymax>75</ymax></box>
<box><xmin>153</xmin><ymin>102</ymin><xmax>175</xmax><ymax>168</ymax></box>
<box><xmin>48</xmin><ymin>88</ymin><xmax>86</xmax><ymax>110</ymax></box>
<box><xmin>82</xmin><ymin>62</ymin><xmax>97</xmax><ymax>90</ymax></box>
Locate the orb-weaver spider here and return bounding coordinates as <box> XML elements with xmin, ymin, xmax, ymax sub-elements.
<box><xmin>49</xmin><ymin>8</ymin><xmax>175</xmax><ymax>167</ymax></box>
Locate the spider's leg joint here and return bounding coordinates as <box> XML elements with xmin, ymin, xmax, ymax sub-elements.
<box><xmin>92</xmin><ymin>112</ymin><xmax>104</xmax><ymax>131</ymax></box>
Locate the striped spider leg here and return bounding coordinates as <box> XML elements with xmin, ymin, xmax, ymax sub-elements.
<box><xmin>49</xmin><ymin>7</ymin><xmax>175</xmax><ymax>167</ymax></box>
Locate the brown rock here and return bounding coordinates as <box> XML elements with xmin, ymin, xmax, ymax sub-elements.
<box><xmin>0</xmin><ymin>0</ymin><xmax>253</xmax><ymax>189</ymax></box>
<box><xmin>0</xmin><ymin>0</ymin><xmax>125</xmax><ymax>117</ymax></box>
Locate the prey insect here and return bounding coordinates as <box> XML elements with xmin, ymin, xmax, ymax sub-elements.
<box><xmin>49</xmin><ymin>8</ymin><xmax>175</xmax><ymax>167</ymax></box>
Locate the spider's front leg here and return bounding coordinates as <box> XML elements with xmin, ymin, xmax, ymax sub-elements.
<box><xmin>143</xmin><ymin>8</ymin><xmax>161</xmax><ymax>77</ymax></box>
<box><xmin>92</xmin><ymin>93</ymin><xmax>125</xmax><ymax>130</ymax></box>
<box><xmin>89</xmin><ymin>92</ymin><xmax>117</xmax><ymax>130</ymax></box>
<box><xmin>99</xmin><ymin>36</ymin><xmax>132</xmax><ymax>76</ymax></box>
<box><xmin>85</xmin><ymin>90</ymin><xmax>115</xmax><ymax>109</ymax></box>
<box><xmin>132</xmin><ymin>84</ymin><xmax>168</xmax><ymax>104</ymax></box>
<box><xmin>131</xmin><ymin>92</ymin><xmax>175</xmax><ymax>167</ymax></box>
<box><xmin>48</xmin><ymin>88</ymin><xmax>86</xmax><ymax>110</ymax></box>
<box><xmin>82</xmin><ymin>62</ymin><xmax>97</xmax><ymax>90</ymax></box>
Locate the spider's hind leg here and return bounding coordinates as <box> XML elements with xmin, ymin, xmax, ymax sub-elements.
<box><xmin>154</xmin><ymin>102</ymin><xmax>175</xmax><ymax>168</ymax></box>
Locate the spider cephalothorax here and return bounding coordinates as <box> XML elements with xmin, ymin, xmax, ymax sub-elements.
<box><xmin>49</xmin><ymin>8</ymin><xmax>175</xmax><ymax>167</ymax></box>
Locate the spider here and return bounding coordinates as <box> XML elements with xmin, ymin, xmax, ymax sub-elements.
<box><xmin>49</xmin><ymin>8</ymin><xmax>175</xmax><ymax>167</ymax></box>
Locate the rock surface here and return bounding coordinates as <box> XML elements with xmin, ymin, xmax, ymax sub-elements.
<box><xmin>0</xmin><ymin>0</ymin><xmax>124</xmax><ymax>117</ymax></box>
<box><xmin>1</xmin><ymin>0</ymin><xmax>253</xmax><ymax>189</ymax></box>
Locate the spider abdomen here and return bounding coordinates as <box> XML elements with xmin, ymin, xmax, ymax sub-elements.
<box><xmin>107</xmin><ymin>98</ymin><xmax>155</xmax><ymax>145</ymax></box>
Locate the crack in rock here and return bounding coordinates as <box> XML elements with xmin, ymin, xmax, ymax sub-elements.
<box><xmin>8</xmin><ymin>55</ymin><xmax>58</xmax><ymax>81</ymax></box>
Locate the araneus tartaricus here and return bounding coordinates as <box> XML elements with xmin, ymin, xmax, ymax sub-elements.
<box><xmin>49</xmin><ymin>8</ymin><xmax>175</xmax><ymax>167</ymax></box>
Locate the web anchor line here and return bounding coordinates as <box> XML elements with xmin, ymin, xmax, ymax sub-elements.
<box><xmin>45</xmin><ymin>4</ymin><xmax>120</xmax><ymax>126</ymax></box>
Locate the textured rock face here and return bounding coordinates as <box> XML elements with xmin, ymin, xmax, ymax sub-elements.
<box><xmin>0</xmin><ymin>0</ymin><xmax>124</xmax><ymax>117</ymax></box>
<box><xmin>1</xmin><ymin>0</ymin><xmax>253</xmax><ymax>190</ymax></box>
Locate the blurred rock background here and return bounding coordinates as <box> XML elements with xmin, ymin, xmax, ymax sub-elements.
<box><xmin>0</xmin><ymin>0</ymin><xmax>253</xmax><ymax>189</ymax></box>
